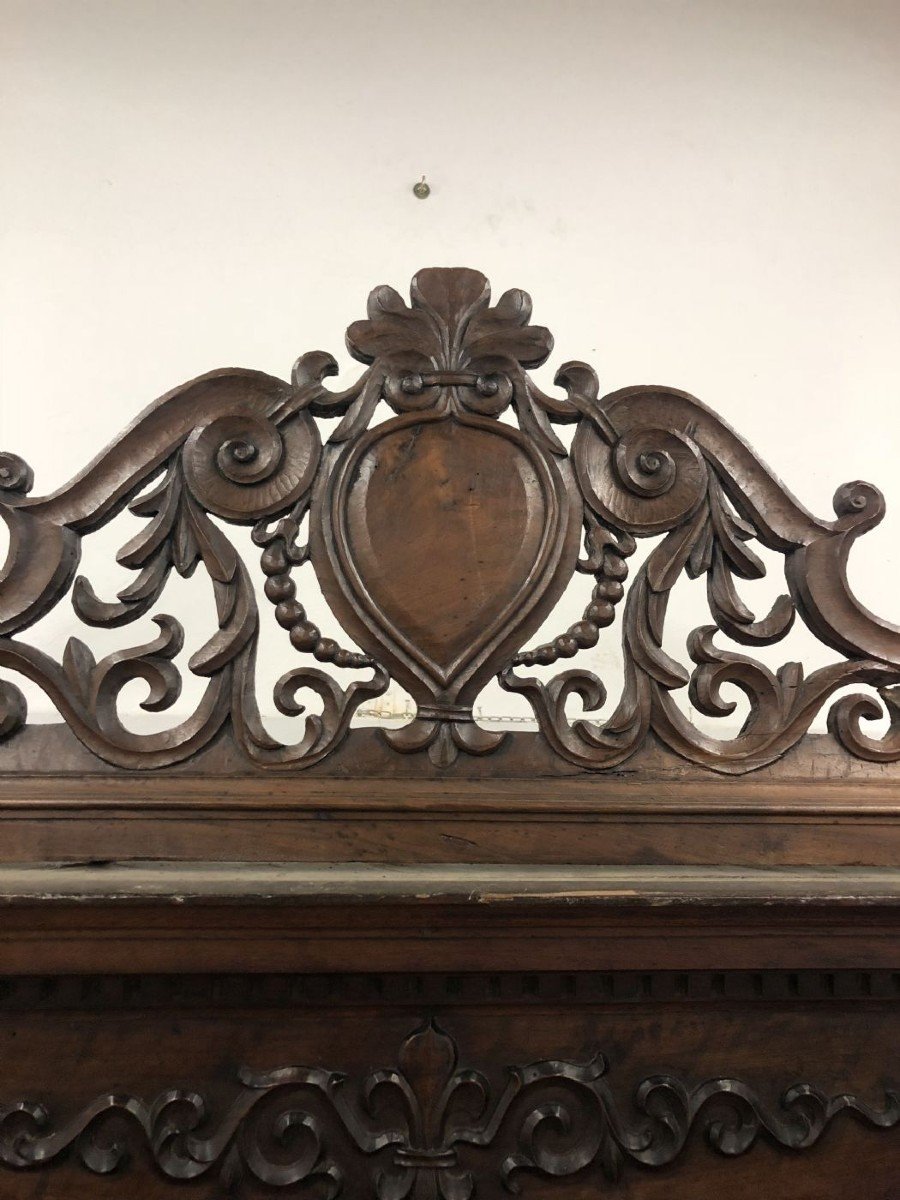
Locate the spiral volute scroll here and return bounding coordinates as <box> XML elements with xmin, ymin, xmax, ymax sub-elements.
<box><xmin>574</xmin><ymin>421</ymin><xmax>708</xmax><ymax>535</ymax></box>
<box><xmin>828</xmin><ymin>478</ymin><xmax>885</xmax><ymax>532</ymax></box>
<box><xmin>182</xmin><ymin>410</ymin><xmax>321</xmax><ymax>522</ymax></box>
<box><xmin>0</xmin><ymin>452</ymin><xmax>34</xmax><ymax>496</ymax></box>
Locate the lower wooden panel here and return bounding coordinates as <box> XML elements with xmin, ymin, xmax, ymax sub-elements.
<box><xmin>0</xmin><ymin>971</ymin><xmax>896</xmax><ymax>1198</ymax></box>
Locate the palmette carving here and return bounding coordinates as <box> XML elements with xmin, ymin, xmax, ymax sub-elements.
<box><xmin>2</xmin><ymin>267</ymin><xmax>900</xmax><ymax>771</ymax></box>
<box><xmin>0</xmin><ymin>1020</ymin><xmax>896</xmax><ymax>1195</ymax></box>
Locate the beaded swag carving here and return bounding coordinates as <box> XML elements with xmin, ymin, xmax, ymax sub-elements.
<box><xmin>2</xmin><ymin>267</ymin><xmax>899</xmax><ymax>773</ymax></box>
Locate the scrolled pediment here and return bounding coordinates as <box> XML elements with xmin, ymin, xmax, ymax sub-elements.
<box><xmin>1</xmin><ymin>266</ymin><xmax>898</xmax><ymax>773</ymax></box>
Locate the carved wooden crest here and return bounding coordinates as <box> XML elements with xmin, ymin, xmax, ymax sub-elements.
<box><xmin>2</xmin><ymin>267</ymin><xmax>900</xmax><ymax>772</ymax></box>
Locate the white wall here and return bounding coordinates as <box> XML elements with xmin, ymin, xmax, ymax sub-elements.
<box><xmin>2</xmin><ymin>0</ymin><xmax>900</xmax><ymax>734</ymax></box>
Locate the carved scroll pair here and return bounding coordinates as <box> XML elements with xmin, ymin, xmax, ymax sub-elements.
<box><xmin>2</xmin><ymin>267</ymin><xmax>900</xmax><ymax>772</ymax></box>
<box><xmin>1</xmin><ymin>1020</ymin><xmax>896</xmax><ymax>1196</ymax></box>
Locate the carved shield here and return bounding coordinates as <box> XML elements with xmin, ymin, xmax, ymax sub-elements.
<box><xmin>311</xmin><ymin>404</ymin><xmax>581</xmax><ymax>710</ymax></box>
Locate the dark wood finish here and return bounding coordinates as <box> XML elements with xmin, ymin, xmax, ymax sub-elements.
<box><xmin>3</xmin><ymin>267</ymin><xmax>900</xmax><ymax>773</ymax></box>
<box><xmin>0</xmin><ymin>269</ymin><xmax>897</xmax><ymax>1196</ymax></box>
<box><xmin>2</xmin><ymin>727</ymin><xmax>900</xmax><ymax>868</ymax></box>
<box><xmin>0</xmin><ymin>963</ymin><xmax>895</xmax><ymax>1197</ymax></box>
<box><xmin>0</xmin><ymin>863</ymin><xmax>897</xmax><ymax>976</ymax></box>
<box><xmin>1</xmin><ymin>1007</ymin><xmax>897</xmax><ymax>1198</ymax></box>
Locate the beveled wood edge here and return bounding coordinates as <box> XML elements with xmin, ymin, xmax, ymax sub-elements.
<box><xmin>4</xmin><ymin>728</ymin><xmax>900</xmax><ymax>811</ymax></box>
<box><xmin>1</xmin><ymin>784</ymin><xmax>899</xmax><ymax>816</ymax></box>
<box><xmin>1</xmin><ymin>861</ymin><xmax>900</xmax><ymax>906</ymax></box>
<box><xmin>4</xmin><ymin>769</ymin><xmax>900</xmax><ymax>816</ymax></box>
<box><xmin>1</xmin><ymin>865</ymin><xmax>898</xmax><ymax>974</ymax></box>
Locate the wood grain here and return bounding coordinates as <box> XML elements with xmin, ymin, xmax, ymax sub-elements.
<box><xmin>0</xmin><ymin>269</ymin><xmax>897</xmax><ymax>1196</ymax></box>
<box><xmin>3</xmin><ymin>268</ymin><xmax>900</xmax><ymax>773</ymax></box>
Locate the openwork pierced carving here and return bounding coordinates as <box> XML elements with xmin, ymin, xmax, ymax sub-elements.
<box><xmin>1</xmin><ymin>1019</ymin><xmax>896</xmax><ymax>1195</ymax></box>
<box><xmin>3</xmin><ymin>267</ymin><xmax>900</xmax><ymax>772</ymax></box>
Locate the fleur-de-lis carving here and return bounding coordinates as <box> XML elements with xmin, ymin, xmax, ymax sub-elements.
<box><xmin>345</xmin><ymin>268</ymin><xmax>553</xmax><ymax>380</ymax></box>
<box><xmin>0</xmin><ymin>1018</ymin><xmax>897</xmax><ymax>1194</ymax></box>
<box><xmin>364</xmin><ymin>1020</ymin><xmax>482</xmax><ymax>1199</ymax></box>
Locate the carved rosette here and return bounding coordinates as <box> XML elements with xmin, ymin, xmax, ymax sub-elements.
<box><xmin>0</xmin><ymin>1020</ymin><xmax>896</xmax><ymax>1194</ymax></box>
<box><xmin>2</xmin><ymin>267</ymin><xmax>900</xmax><ymax>771</ymax></box>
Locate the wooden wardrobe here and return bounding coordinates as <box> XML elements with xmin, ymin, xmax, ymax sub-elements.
<box><xmin>0</xmin><ymin>267</ymin><xmax>896</xmax><ymax>1197</ymax></box>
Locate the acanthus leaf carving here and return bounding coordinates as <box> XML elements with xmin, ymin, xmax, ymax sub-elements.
<box><xmin>2</xmin><ymin>268</ymin><xmax>900</xmax><ymax>773</ymax></box>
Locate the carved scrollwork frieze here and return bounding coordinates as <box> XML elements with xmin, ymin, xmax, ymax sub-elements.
<box><xmin>3</xmin><ymin>267</ymin><xmax>900</xmax><ymax>772</ymax></box>
<box><xmin>0</xmin><ymin>1020</ymin><xmax>896</xmax><ymax>1195</ymax></box>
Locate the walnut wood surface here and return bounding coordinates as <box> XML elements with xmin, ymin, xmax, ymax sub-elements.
<box><xmin>0</xmin><ymin>862</ymin><xmax>895</xmax><ymax>976</ymax></box>
<box><xmin>1</xmin><ymin>861</ymin><xmax>899</xmax><ymax>904</ymax></box>
<box><xmin>0</xmin><ymin>970</ymin><xmax>895</xmax><ymax>1197</ymax></box>
<box><xmin>3</xmin><ymin>267</ymin><xmax>900</xmax><ymax>773</ymax></box>
<box><xmin>0</xmin><ymin>269</ymin><xmax>898</xmax><ymax>1196</ymax></box>
<box><xmin>1</xmin><ymin>726</ymin><xmax>899</xmax><ymax>868</ymax></box>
